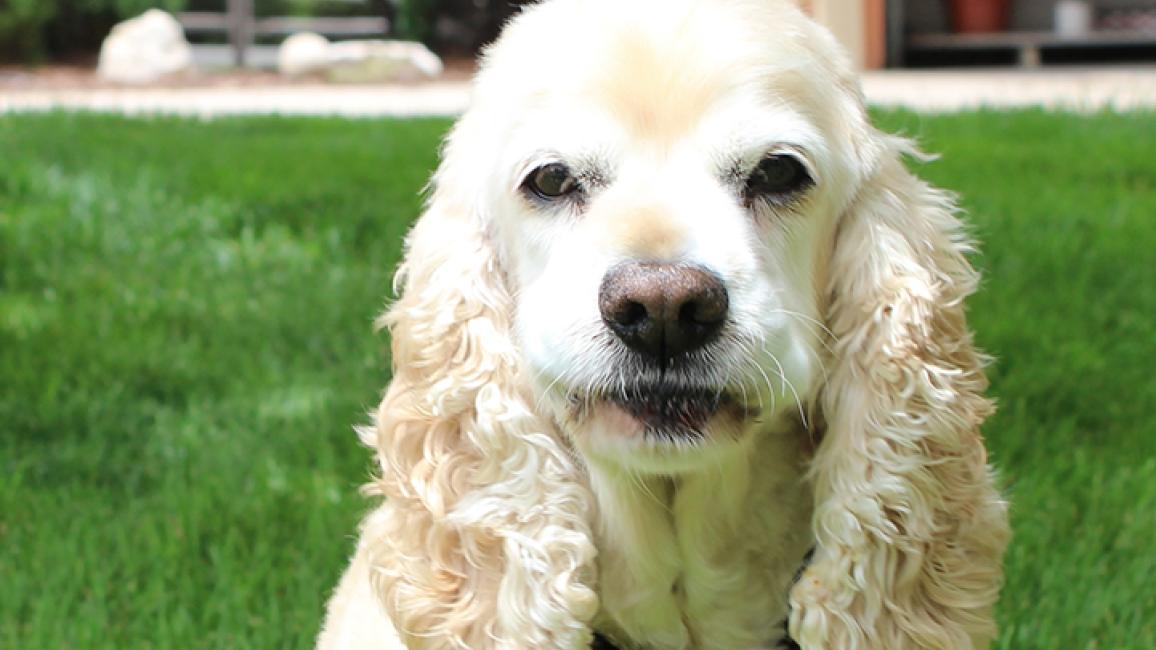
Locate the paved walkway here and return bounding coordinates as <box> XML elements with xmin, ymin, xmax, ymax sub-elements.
<box><xmin>2</xmin><ymin>68</ymin><xmax>1154</xmax><ymax>117</ymax></box>
<box><xmin>860</xmin><ymin>68</ymin><xmax>1156</xmax><ymax>112</ymax></box>
<box><xmin>0</xmin><ymin>82</ymin><xmax>471</xmax><ymax>118</ymax></box>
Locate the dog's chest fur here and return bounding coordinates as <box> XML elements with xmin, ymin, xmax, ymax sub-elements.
<box><xmin>585</xmin><ymin>426</ymin><xmax>814</xmax><ymax>649</ymax></box>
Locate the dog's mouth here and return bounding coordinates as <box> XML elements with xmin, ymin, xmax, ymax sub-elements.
<box><xmin>574</xmin><ymin>382</ymin><xmax>755</xmax><ymax>441</ymax></box>
<box><xmin>608</xmin><ymin>387</ymin><xmax>727</xmax><ymax>434</ymax></box>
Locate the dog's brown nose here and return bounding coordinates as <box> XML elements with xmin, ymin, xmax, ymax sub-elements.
<box><xmin>599</xmin><ymin>262</ymin><xmax>728</xmax><ymax>362</ymax></box>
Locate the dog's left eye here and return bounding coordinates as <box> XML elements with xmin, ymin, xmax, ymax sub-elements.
<box><xmin>523</xmin><ymin>163</ymin><xmax>580</xmax><ymax>201</ymax></box>
<box><xmin>744</xmin><ymin>154</ymin><xmax>813</xmax><ymax>203</ymax></box>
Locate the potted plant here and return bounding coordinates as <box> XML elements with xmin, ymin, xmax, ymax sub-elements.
<box><xmin>949</xmin><ymin>0</ymin><xmax>1012</xmax><ymax>33</ymax></box>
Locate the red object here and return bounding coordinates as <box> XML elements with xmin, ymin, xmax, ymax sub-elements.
<box><xmin>950</xmin><ymin>0</ymin><xmax>1012</xmax><ymax>33</ymax></box>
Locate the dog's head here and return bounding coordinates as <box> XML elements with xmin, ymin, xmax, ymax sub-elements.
<box><xmin>422</xmin><ymin>0</ymin><xmax>879</xmax><ymax>471</ymax></box>
<box><xmin>373</xmin><ymin>1</ymin><xmax>1007</xmax><ymax>646</ymax></box>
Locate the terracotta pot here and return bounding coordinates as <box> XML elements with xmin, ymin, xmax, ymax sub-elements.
<box><xmin>950</xmin><ymin>0</ymin><xmax>1012</xmax><ymax>33</ymax></box>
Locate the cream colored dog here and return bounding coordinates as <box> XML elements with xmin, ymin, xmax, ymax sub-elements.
<box><xmin>318</xmin><ymin>1</ymin><xmax>1009</xmax><ymax>648</ymax></box>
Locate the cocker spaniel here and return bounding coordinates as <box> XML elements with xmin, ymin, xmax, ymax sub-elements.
<box><xmin>318</xmin><ymin>1</ymin><xmax>1009</xmax><ymax>648</ymax></box>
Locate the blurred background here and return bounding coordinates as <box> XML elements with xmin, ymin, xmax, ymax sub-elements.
<box><xmin>2</xmin><ymin>1</ymin><xmax>1154</xmax><ymax>649</ymax></box>
<box><xmin>810</xmin><ymin>0</ymin><xmax>1156</xmax><ymax>68</ymax></box>
<box><xmin>2</xmin><ymin>0</ymin><xmax>1155</xmax><ymax>113</ymax></box>
<box><xmin>2</xmin><ymin>0</ymin><xmax>1155</xmax><ymax>79</ymax></box>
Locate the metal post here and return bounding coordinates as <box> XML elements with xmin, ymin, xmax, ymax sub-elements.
<box><xmin>1019</xmin><ymin>44</ymin><xmax>1041</xmax><ymax>67</ymax></box>
<box><xmin>227</xmin><ymin>0</ymin><xmax>255</xmax><ymax>68</ymax></box>
<box><xmin>885</xmin><ymin>0</ymin><xmax>906</xmax><ymax>68</ymax></box>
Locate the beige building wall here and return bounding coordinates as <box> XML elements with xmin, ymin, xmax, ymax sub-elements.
<box><xmin>811</xmin><ymin>0</ymin><xmax>867</xmax><ymax>68</ymax></box>
<box><xmin>796</xmin><ymin>0</ymin><xmax>886</xmax><ymax>69</ymax></box>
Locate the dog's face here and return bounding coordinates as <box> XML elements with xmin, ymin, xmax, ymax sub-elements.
<box><xmin>445</xmin><ymin>0</ymin><xmax>873</xmax><ymax>472</ymax></box>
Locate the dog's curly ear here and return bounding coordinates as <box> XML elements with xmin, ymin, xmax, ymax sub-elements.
<box><xmin>360</xmin><ymin>126</ymin><xmax>598</xmax><ymax>649</ymax></box>
<box><xmin>789</xmin><ymin>138</ymin><xmax>1010</xmax><ymax>649</ymax></box>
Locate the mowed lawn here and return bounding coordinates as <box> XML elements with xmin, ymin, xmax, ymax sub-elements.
<box><xmin>1</xmin><ymin>111</ymin><xmax>1153</xmax><ymax>649</ymax></box>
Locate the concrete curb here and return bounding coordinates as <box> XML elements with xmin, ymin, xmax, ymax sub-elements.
<box><xmin>860</xmin><ymin>69</ymin><xmax>1156</xmax><ymax>113</ymax></box>
<box><xmin>2</xmin><ymin>69</ymin><xmax>1154</xmax><ymax>117</ymax></box>
<box><xmin>0</xmin><ymin>83</ymin><xmax>470</xmax><ymax>118</ymax></box>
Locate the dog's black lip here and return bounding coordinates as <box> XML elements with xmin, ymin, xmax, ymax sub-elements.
<box><xmin>609</xmin><ymin>388</ymin><xmax>722</xmax><ymax>419</ymax></box>
<box><xmin>589</xmin><ymin>384</ymin><xmax>751</xmax><ymax>435</ymax></box>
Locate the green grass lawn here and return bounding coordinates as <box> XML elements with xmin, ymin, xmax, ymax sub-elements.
<box><xmin>1</xmin><ymin>111</ymin><xmax>1153</xmax><ymax>649</ymax></box>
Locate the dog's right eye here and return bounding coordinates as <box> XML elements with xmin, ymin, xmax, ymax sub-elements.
<box><xmin>523</xmin><ymin>163</ymin><xmax>580</xmax><ymax>201</ymax></box>
<box><xmin>744</xmin><ymin>153</ymin><xmax>813</xmax><ymax>206</ymax></box>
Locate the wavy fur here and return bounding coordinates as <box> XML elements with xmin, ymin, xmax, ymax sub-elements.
<box><xmin>789</xmin><ymin>142</ymin><xmax>1010</xmax><ymax>649</ymax></box>
<box><xmin>356</xmin><ymin>182</ymin><xmax>599</xmax><ymax>648</ymax></box>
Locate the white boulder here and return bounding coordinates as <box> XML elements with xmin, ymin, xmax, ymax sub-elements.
<box><xmin>98</xmin><ymin>9</ymin><xmax>193</xmax><ymax>84</ymax></box>
<box><xmin>325</xmin><ymin>40</ymin><xmax>444</xmax><ymax>83</ymax></box>
<box><xmin>278</xmin><ymin>32</ymin><xmax>331</xmax><ymax>76</ymax></box>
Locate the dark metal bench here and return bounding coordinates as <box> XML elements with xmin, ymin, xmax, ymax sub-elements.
<box><xmin>178</xmin><ymin>0</ymin><xmax>388</xmax><ymax>68</ymax></box>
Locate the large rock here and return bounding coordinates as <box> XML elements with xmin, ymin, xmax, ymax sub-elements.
<box><xmin>325</xmin><ymin>40</ymin><xmax>444</xmax><ymax>83</ymax></box>
<box><xmin>278</xmin><ymin>32</ymin><xmax>331</xmax><ymax>76</ymax></box>
<box><xmin>98</xmin><ymin>9</ymin><xmax>193</xmax><ymax>84</ymax></box>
